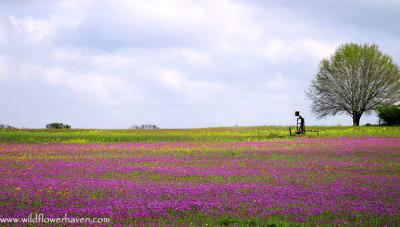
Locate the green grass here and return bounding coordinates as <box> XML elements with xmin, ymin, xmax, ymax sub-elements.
<box><xmin>125</xmin><ymin>213</ymin><xmax>398</xmax><ymax>226</ymax></box>
<box><xmin>0</xmin><ymin>126</ymin><xmax>399</xmax><ymax>144</ymax></box>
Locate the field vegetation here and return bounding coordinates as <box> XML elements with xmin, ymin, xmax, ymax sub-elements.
<box><xmin>0</xmin><ymin>126</ymin><xmax>400</xmax><ymax>226</ymax></box>
<box><xmin>1</xmin><ymin>126</ymin><xmax>400</xmax><ymax>144</ymax></box>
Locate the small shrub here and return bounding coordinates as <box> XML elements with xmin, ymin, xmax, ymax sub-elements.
<box><xmin>378</xmin><ymin>104</ymin><xmax>400</xmax><ymax>126</ymax></box>
<box><xmin>130</xmin><ymin>124</ymin><xmax>159</xmax><ymax>130</ymax></box>
<box><xmin>0</xmin><ymin>124</ymin><xmax>16</xmax><ymax>129</ymax></box>
<box><xmin>46</xmin><ymin>122</ymin><xmax>71</xmax><ymax>129</ymax></box>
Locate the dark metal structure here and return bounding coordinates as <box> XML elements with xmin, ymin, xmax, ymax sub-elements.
<box><xmin>294</xmin><ymin>111</ymin><xmax>305</xmax><ymax>135</ymax></box>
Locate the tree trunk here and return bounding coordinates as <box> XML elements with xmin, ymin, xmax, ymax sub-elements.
<box><xmin>352</xmin><ymin>114</ymin><xmax>361</xmax><ymax>126</ymax></box>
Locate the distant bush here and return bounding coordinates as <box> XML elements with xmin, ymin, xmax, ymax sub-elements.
<box><xmin>130</xmin><ymin>124</ymin><xmax>159</xmax><ymax>130</ymax></box>
<box><xmin>0</xmin><ymin>124</ymin><xmax>16</xmax><ymax>129</ymax></box>
<box><xmin>46</xmin><ymin>122</ymin><xmax>71</xmax><ymax>129</ymax></box>
<box><xmin>378</xmin><ymin>104</ymin><xmax>400</xmax><ymax>126</ymax></box>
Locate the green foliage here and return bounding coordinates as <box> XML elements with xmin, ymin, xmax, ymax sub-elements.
<box><xmin>378</xmin><ymin>104</ymin><xmax>400</xmax><ymax>126</ymax></box>
<box><xmin>45</xmin><ymin>122</ymin><xmax>71</xmax><ymax>129</ymax></box>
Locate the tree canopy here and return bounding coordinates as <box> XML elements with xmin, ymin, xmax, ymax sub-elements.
<box><xmin>378</xmin><ymin>104</ymin><xmax>400</xmax><ymax>126</ymax></box>
<box><xmin>307</xmin><ymin>43</ymin><xmax>400</xmax><ymax>126</ymax></box>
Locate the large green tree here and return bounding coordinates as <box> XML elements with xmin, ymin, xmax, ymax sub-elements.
<box><xmin>307</xmin><ymin>43</ymin><xmax>400</xmax><ymax>126</ymax></box>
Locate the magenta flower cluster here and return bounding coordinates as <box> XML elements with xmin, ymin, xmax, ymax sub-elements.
<box><xmin>0</xmin><ymin>137</ymin><xmax>399</xmax><ymax>225</ymax></box>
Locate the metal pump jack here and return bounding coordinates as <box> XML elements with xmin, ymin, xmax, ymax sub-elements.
<box><xmin>289</xmin><ymin>111</ymin><xmax>306</xmax><ymax>136</ymax></box>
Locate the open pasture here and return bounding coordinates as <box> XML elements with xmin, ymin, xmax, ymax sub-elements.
<box><xmin>1</xmin><ymin>132</ymin><xmax>400</xmax><ymax>226</ymax></box>
<box><xmin>1</xmin><ymin>126</ymin><xmax>400</xmax><ymax>143</ymax></box>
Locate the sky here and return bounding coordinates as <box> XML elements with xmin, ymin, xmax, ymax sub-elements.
<box><xmin>0</xmin><ymin>0</ymin><xmax>399</xmax><ymax>129</ymax></box>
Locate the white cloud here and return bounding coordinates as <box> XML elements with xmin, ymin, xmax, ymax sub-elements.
<box><xmin>154</xmin><ymin>67</ymin><xmax>227</xmax><ymax>99</ymax></box>
<box><xmin>9</xmin><ymin>16</ymin><xmax>57</xmax><ymax>44</ymax></box>
<box><xmin>17</xmin><ymin>64</ymin><xmax>124</xmax><ymax>105</ymax></box>
<box><xmin>7</xmin><ymin>0</ymin><xmax>87</xmax><ymax>45</ymax></box>
<box><xmin>0</xmin><ymin>55</ymin><xmax>8</xmax><ymax>79</ymax></box>
<box><xmin>263</xmin><ymin>73</ymin><xmax>297</xmax><ymax>93</ymax></box>
<box><xmin>301</xmin><ymin>39</ymin><xmax>338</xmax><ymax>60</ymax></box>
<box><xmin>0</xmin><ymin>21</ymin><xmax>7</xmax><ymax>46</ymax></box>
<box><xmin>55</xmin><ymin>0</ymin><xmax>93</xmax><ymax>13</ymax></box>
<box><xmin>90</xmin><ymin>0</ymin><xmax>264</xmax><ymax>51</ymax></box>
<box><xmin>155</xmin><ymin>68</ymin><xmax>185</xmax><ymax>90</ymax></box>
<box><xmin>263</xmin><ymin>40</ymin><xmax>289</xmax><ymax>61</ymax></box>
<box><xmin>179</xmin><ymin>49</ymin><xmax>210</xmax><ymax>65</ymax></box>
<box><xmin>263</xmin><ymin>39</ymin><xmax>338</xmax><ymax>62</ymax></box>
<box><xmin>49</xmin><ymin>49</ymin><xmax>140</xmax><ymax>70</ymax></box>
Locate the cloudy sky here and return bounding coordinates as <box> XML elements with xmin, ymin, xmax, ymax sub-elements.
<box><xmin>0</xmin><ymin>0</ymin><xmax>399</xmax><ymax>128</ymax></box>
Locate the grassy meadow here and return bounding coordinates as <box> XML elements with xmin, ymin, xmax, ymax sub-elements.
<box><xmin>1</xmin><ymin>125</ymin><xmax>400</xmax><ymax>144</ymax></box>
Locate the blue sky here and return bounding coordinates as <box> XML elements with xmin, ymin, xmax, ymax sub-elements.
<box><xmin>0</xmin><ymin>0</ymin><xmax>399</xmax><ymax>128</ymax></box>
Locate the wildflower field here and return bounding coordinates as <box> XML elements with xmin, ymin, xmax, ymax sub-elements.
<box><xmin>0</xmin><ymin>126</ymin><xmax>400</xmax><ymax>226</ymax></box>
